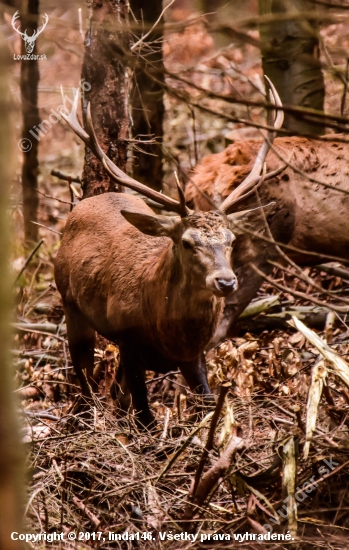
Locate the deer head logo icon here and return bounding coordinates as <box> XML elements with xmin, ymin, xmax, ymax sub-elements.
<box><xmin>12</xmin><ymin>10</ymin><xmax>49</xmax><ymax>54</ymax></box>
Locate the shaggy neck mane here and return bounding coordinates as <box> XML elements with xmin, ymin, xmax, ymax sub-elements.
<box><xmin>142</xmin><ymin>238</ymin><xmax>223</xmax><ymax>359</ymax></box>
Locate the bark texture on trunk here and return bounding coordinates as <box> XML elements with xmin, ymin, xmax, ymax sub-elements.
<box><xmin>130</xmin><ymin>0</ymin><xmax>164</xmax><ymax>191</ymax></box>
<box><xmin>259</xmin><ymin>0</ymin><xmax>325</xmax><ymax>135</ymax></box>
<box><xmin>0</xmin><ymin>36</ymin><xmax>24</xmax><ymax>550</ymax></box>
<box><xmin>20</xmin><ymin>0</ymin><xmax>40</xmax><ymax>243</ymax></box>
<box><xmin>81</xmin><ymin>0</ymin><xmax>130</xmax><ymax>198</ymax></box>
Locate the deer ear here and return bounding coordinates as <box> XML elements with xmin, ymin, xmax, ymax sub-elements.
<box><xmin>121</xmin><ymin>210</ymin><xmax>181</xmax><ymax>239</ymax></box>
<box><xmin>226</xmin><ymin>209</ymin><xmax>255</xmax><ymax>226</ymax></box>
<box><xmin>226</xmin><ymin>202</ymin><xmax>276</xmax><ymax>226</ymax></box>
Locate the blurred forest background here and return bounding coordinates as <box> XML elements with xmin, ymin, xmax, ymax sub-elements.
<box><xmin>2</xmin><ymin>0</ymin><xmax>349</xmax><ymax>548</ymax></box>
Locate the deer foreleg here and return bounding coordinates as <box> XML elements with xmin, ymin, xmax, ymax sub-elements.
<box><xmin>118</xmin><ymin>341</ymin><xmax>155</xmax><ymax>428</ymax></box>
<box><xmin>64</xmin><ymin>303</ymin><xmax>96</xmax><ymax>398</ymax></box>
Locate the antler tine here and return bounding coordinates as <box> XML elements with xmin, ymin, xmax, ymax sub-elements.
<box><xmin>61</xmin><ymin>91</ymin><xmax>123</xmax><ymax>184</ymax></box>
<box><xmin>267</xmin><ymin>76</ymin><xmax>284</xmax><ymax>130</ymax></box>
<box><xmin>174</xmin><ymin>171</ymin><xmax>192</xmax><ymax>217</ymax></box>
<box><xmin>61</xmin><ymin>88</ymin><xmax>185</xmax><ymax>215</ymax></box>
<box><xmin>60</xmin><ymin>88</ymin><xmax>91</xmax><ymax>147</ymax></box>
<box><xmin>219</xmin><ymin>77</ymin><xmax>284</xmax><ymax>214</ymax></box>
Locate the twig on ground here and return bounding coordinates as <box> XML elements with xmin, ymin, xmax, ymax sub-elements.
<box><xmin>191</xmin><ymin>382</ymin><xmax>232</xmax><ymax>500</ymax></box>
<box><xmin>72</xmin><ymin>495</ymin><xmax>101</xmax><ymax>528</ymax></box>
<box><xmin>316</xmin><ymin>263</ymin><xmax>349</xmax><ymax>281</ymax></box>
<box><xmin>183</xmin><ymin>436</ymin><xmax>245</xmax><ymax>520</ymax></box>
<box><xmin>156</xmin><ymin>411</ymin><xmax>214</xmax><ymax>483</ymax></box>
<box><xmin>159</xmin><ymin>408</ymin><xmax>170</xmax><ymax>447</ymax></box>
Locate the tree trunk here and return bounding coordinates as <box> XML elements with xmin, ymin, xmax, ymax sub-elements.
<box><xmin>81</xmin><ymin>0</ymin><xmax>130</xmax><ymax>198</ymax></box>
<box><xmin>259</xmin><ymin>0</ymin><xmax>325</xmax><ymax>135</ymax></box>
<box><xmin>20</xmin><ymin>0</ymin><xmax>40</xmax><ymax>243</ymax></box>
<box><xmin>0</xmin><ymin>35</ymin><xmax>24</xmax><ymax>550</ymax></box>
<box><xmin>130</xmin><ymin>0</ymin><xmax>164</xmax><ymax>191</ymax></box>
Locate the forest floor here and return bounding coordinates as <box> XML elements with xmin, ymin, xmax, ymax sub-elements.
<box><xmin>7</xmin><ymin>3</ymin><xmax>349</xmax><ymax>549</ymax></box>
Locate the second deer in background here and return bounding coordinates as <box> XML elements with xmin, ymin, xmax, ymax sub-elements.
<box><xmin>186</xmin><ymin>129</ymin><xmax>349</xmax><ymax>345</ymax></box>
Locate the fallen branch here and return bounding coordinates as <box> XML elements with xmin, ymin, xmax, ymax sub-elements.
<box><xmin>13</xmin><ymin>322</ymin><xmax>64</xmax><ymax>334</ymax></box>
<box><xmin>156</xmin><ymin>411</ymin><xmax>214</xmax><ymax>483</ymax></box>
<box><xmin>183</xmin><ymin>435</ymin><xmax>245</xmax><ymax>520</ymax></box>
<box><xmin>316</xmin><ymin>263</ymin><xmax>349</xmax><ymax>281</ymax></box>
<box><xmin>239</xmin><ymin>295</ymin><xmax>280</xmax><ymax>319</ymax></box>
<box><xmin>237</xmin><ymin>305</ymin><xmax>346</xmax><ymax>334</ymax></box>
<box><xmin>22</xmin><ymin>411</ymin><xmax>60</xmax><ymax>422</ymax></box>
<box><xmin>71</xmin><ymin>495</ymin><xmax>101</xmax><ymax>528</ymax></box>
<box><xmin>191</xmin><ymin>382</ymin><xmax>231</xmax><ymax>500</ymax></box>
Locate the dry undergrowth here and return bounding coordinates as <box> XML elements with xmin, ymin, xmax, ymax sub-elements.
<box><xmin>15</xmin><ymin>282</ymin><xmax>349</xmax><ymax>549</ymax></box>
<box><xmin>13</xmin><ymin>175</ymin><xmax>349</xmax><ymax>550</ymax></box>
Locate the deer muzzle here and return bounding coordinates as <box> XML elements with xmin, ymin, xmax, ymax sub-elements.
<box><xmin>206</xmin><ymin>270</ymin><xmax>238</xmax><ymax>297</ymax></box>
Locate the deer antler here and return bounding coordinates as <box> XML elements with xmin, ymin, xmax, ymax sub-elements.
<box><xmin>32</xmin><ymin>13</ymin><xmax>49</xmax><ymax>40</ymax></box>
<box><xmin>219</xmin><ymin>77</ymin><xmax>285</xmax><ymax>214</ymax></box>
<box><xmin>12</xmin><ymin>11</ymin><xmax>25</xmax><ymax>37</ymax></box>
<box><xmin>61</xmin><ymin>89</ymin><xmax>190</xmax><ymax>217</ymax></box>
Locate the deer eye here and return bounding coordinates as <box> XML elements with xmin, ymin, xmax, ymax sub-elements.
<box><xmin>182</xmin><ymin>239</ymin><xmax>193</xmax><ymax>250</ymax></box>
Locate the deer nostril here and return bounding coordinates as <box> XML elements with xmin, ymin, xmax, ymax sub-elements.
<box><xmin>215</xmin><ymin>278</ymin><xmax>237</xmax><ymax>292</ymax></box>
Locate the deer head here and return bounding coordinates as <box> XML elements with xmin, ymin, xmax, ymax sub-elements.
<box><xmin>12</xmin><ymin>10</ymin><xmax>49</xmax><ymax>54</ymax></box>
<box><xmin>120</xmin><ymin>207</ymin><xmax>238</xmax><ymax>296</ymax></box>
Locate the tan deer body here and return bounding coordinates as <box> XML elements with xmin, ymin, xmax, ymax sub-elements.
<box><xmin>186</xmin><ymin>135</ymin><xmax>349</xmax><ymax>344</ymax></box>
<box><xmin>55</xmin><ymin>192</ymin><xmax>239</xmax><ymax>426</ymax></box>
<box><xmin>55</xmin><ymin>81</ymin><xmax>284</xmax><ymax>425</ymax></box>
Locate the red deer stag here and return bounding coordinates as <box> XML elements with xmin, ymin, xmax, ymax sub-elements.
<box><xmin>186</xmin><ymin>116</ymin><xmax>349</xmax><ymax>346</ymax></box>
<box><xmin>55</xmin><ymin>83</ymin><xmax>282</xmax><ymax>427</ymax></box>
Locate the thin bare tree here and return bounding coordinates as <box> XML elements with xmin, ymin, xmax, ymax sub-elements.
<box><xmin>20</xmin><ymin>0</ymin><xmax>41</xmax><ymax>242</ymax></box>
